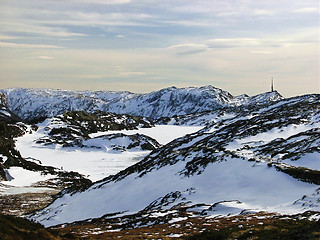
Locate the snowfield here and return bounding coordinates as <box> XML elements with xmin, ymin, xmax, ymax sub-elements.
<box><xmin>15</xmin><ymin>124</ymin><xmax>203</xmax><ymax>181</ymax></box>
<box><xmin>3</xmin><ymin>167</ymin><xmax>54</xmax><ymax>187</ymax></box>
<box><xmin>283</xmin><ymin>153</ymin><xmax>320</xmax><ymax>170</ymax></box>
<box><xmin>0</xmin><ymin>167</ymin><xmax>56</xmax><ymax>195</ymax></box>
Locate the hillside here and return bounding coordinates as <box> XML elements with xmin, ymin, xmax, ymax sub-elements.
<box><xmin>31</xmin><ymin>94</ymin><xmax>320</xmax><ymax>227</ymax></box>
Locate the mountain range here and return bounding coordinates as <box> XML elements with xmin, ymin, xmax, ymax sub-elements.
<box><xmin>0</xmin><ymin>86</ymin><xmax>282</xmax><ymax>121</ymax></box>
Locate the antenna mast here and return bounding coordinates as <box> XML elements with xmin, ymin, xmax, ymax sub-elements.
<box><xmin>271</xmin><ymin>77</ymin><xmax>274</xmax><ymax>92</ymax></box>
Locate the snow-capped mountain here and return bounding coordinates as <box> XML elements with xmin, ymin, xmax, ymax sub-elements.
<box><xmin>0</xmin><ymin>88</ymin><xmax>113</xmax><ymax>122</ymax></box>
<box><xmin>0</xmin><ymin>86</ymin><xmax>282</xmax><ymax>121</ymax></box>
<box><xmin>31</xmin><ymin>93</ymin><xmax>320</xmax><ymax>227</ymax></box>
<box><xmin>104</xmin><ymin>86</ymin><xmax>235</xmax><ymax>118</ymax></box>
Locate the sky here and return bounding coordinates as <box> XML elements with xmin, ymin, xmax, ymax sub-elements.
<box><xmin>0</xmin><ymin>0</ymin><xmax>319</xmax><ymax>97</ymax></box>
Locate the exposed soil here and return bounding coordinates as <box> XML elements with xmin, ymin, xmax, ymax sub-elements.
<box><xmin>0</xmin><ymin>189</ymin><xmax>60</xmax><ymax>217</ymax></box>
<box><xmin>50</xmin><ymin>211</ymin><xmax>320</xmax><ymax>240</ymax></box>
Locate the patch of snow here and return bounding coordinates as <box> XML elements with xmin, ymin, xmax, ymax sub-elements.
<box><xmin>168</xmin><ymin>217</ymin><xmax>188</xmax><ymax>224</ymax></box>
<box><xmin>309</xmin><ymin>213</ymin><xmax>320</xmax><ymax>221</ymax></box>
<box><xmin>167</xmin><ymin>233</ymin><xmax>183</xmax><ymax>238</ymax></box>
<box><xmin>0</xmin><ymin>110</ymin><xmax>11</xmax><ymax>117</ymax></box>
<box><xmin>150</xmin><ymin>210</ymin><xmax>177</xmax><ymax>217</ymax></box>
<box><xmin>0</xmin><ymin>154</ymin><xmax>8</xmax><ymax>162</ymax></box>
<box><xmin>90</xmin><ymin>125</ymin><xmax>203</xmax><ymax>145</ymax></box>
<box><xmin>283</xmin><ymin>153</ymin><xmax>320</xmax><ymax>170</ymax></box>
<box><xmin>3</xmin><ymin>167</ymin><xmax>54</xmax><ymax>187</ymax></box>
<box><xmin>106</xmin><ymin>229</ymin><xmax>121</xmax><ymax>232</ymax></box>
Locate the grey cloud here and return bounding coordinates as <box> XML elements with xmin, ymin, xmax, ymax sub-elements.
<box><xmin>206</xmin><ymin>38</ymin><xmax>261</xmax><ymax>48</ymax></box>
<box><xmin>0</xmin><ymin>42</ymin><xmax>64</xmax><ymax>49</ymax></box>
<box><xmin>68</xmin><ymin>0</ymin><xmax>131</xmax><ymax>4</ymax></box>
<box><xmin>167</xmin><ymin>44</ymin><xmax>208</xmax><ymax>55</ymax></box>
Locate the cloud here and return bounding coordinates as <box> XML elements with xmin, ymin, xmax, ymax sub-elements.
<box><xmin>0</xmin><ymin>35</ymin><xmax>18</xmax><ymax>40</ymax></box>
<box><xmin>294</xmin><ymin>7</ymin><xmax>319</xmax><ymax>13</ymax></box>
<box><xmin>217</xmin><ymin>11</ymin><xmax>240</xmax><ymax>17</ymax></box>
<box><xmin>171</xmin><ymin>1</ymin><xmax>244</xmax><ymax>15</ymax></box>
<box><xmin>167</xmin><ymin>35</ymin><xmax>316</xmax><ymax>56</ymax></box>
<box><xmin>69</xmin><ymin>0</ymin><xmax>131</xmax><ymax>4</ymax></box>
<box><xmin>206</xmin><ymin>38</ymin><xmax>261</xmax><ymax>48</ymax></box>
<box><xmin>32</xmin><ymin>56</ymin><xmax>55</xmax><ymax>60</ymax></box>
<box><xmin>162</xmin><ymin>19</ymin><xmax>215</xmax><ymax>27</ymax></box>
<box><xmin>0</xmin><ymin>42</ymin><xmax>63</xmax><ymax>49</ymax></box>
<box><xmin>172</xmin><ymin>5</ymin><xmax>214</xmax><ymax>13</ymax></box>
<box><xmin>1</xmin><ymin>43</ymin><xmax>318</xmax><ymax>98</ymax></box>
<box><xmin>253</xmin><ymin>9</ymin><xmax>274</xmax><ymax>15</ymax></box>
<box><xmin>250</xmin><ymin>50</ymin><xmax>273</xmax><ymax>54</ymax></box>
<box><xmin>72</xmin><ymin>75</ymin><xmax>105</xmax><ymax>79</ymax></box>
<box><xmin>113</xmin><ymin>65</ymin><xmax>147</xmax><ymax>77</ymax></box>
<box><xmin>0</xmin><ymin>0</ymin><xmax>318</xmax><ymax>98</ymax></box>
<box><xmin>206</xmin><ymin>37</ymin><xmax>315</xmax><ymax>49</ymax></box>
<box><xmin>119</xmin><ymin>71</ymin><xmax>147</xmax><ymax>76</ymax></box>
<box><xmin>52</xmin><ymin>12</ymin><xmax>154</xmax><ymax>28</ymax></box>
<box><xmin>167</xmin><ymin>44</ymin><xmax>208</xmax><ymax>55</ymax></box>
<box><xmin>0</xmin><ymin>21</ymin><xmax>86</xmax><ymax>37</ymax></box>
<box><xmin>113</xmin><ymin>65</ymin><xmax>126</xmax><ymax>71</ymax></box>
<box><xmin>170</xmin><ymin>1</ymin><xmax>280</xmax><ymax>18</ymax></box>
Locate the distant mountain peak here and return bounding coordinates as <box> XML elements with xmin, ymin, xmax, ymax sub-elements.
<box><xmin>199</xmin><ymin>85</ymin><xmax>219</xmax><ymax>90</ymax></box>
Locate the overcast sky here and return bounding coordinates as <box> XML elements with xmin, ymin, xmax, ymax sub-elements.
<box><xmin>0</xmin><ymin>0</ymin><xmax>319</xmax><ymax>97</ymax></box>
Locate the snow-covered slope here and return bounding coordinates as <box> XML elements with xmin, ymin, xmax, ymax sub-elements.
<box><xmin>32</xmin><ymin>94</ymin><xmax>319</xmax><ymax>227</ymax></box>
<box><xmin>0</xmin><ymin>86</ymin><xmax>282</xmax><ymax>121</ymax></box>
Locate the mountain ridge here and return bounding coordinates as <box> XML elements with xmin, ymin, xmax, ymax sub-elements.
<box><xmin>0</xmin><ymin>86</ymin><xmax>282</xmax><ymax>121</ymax></box>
